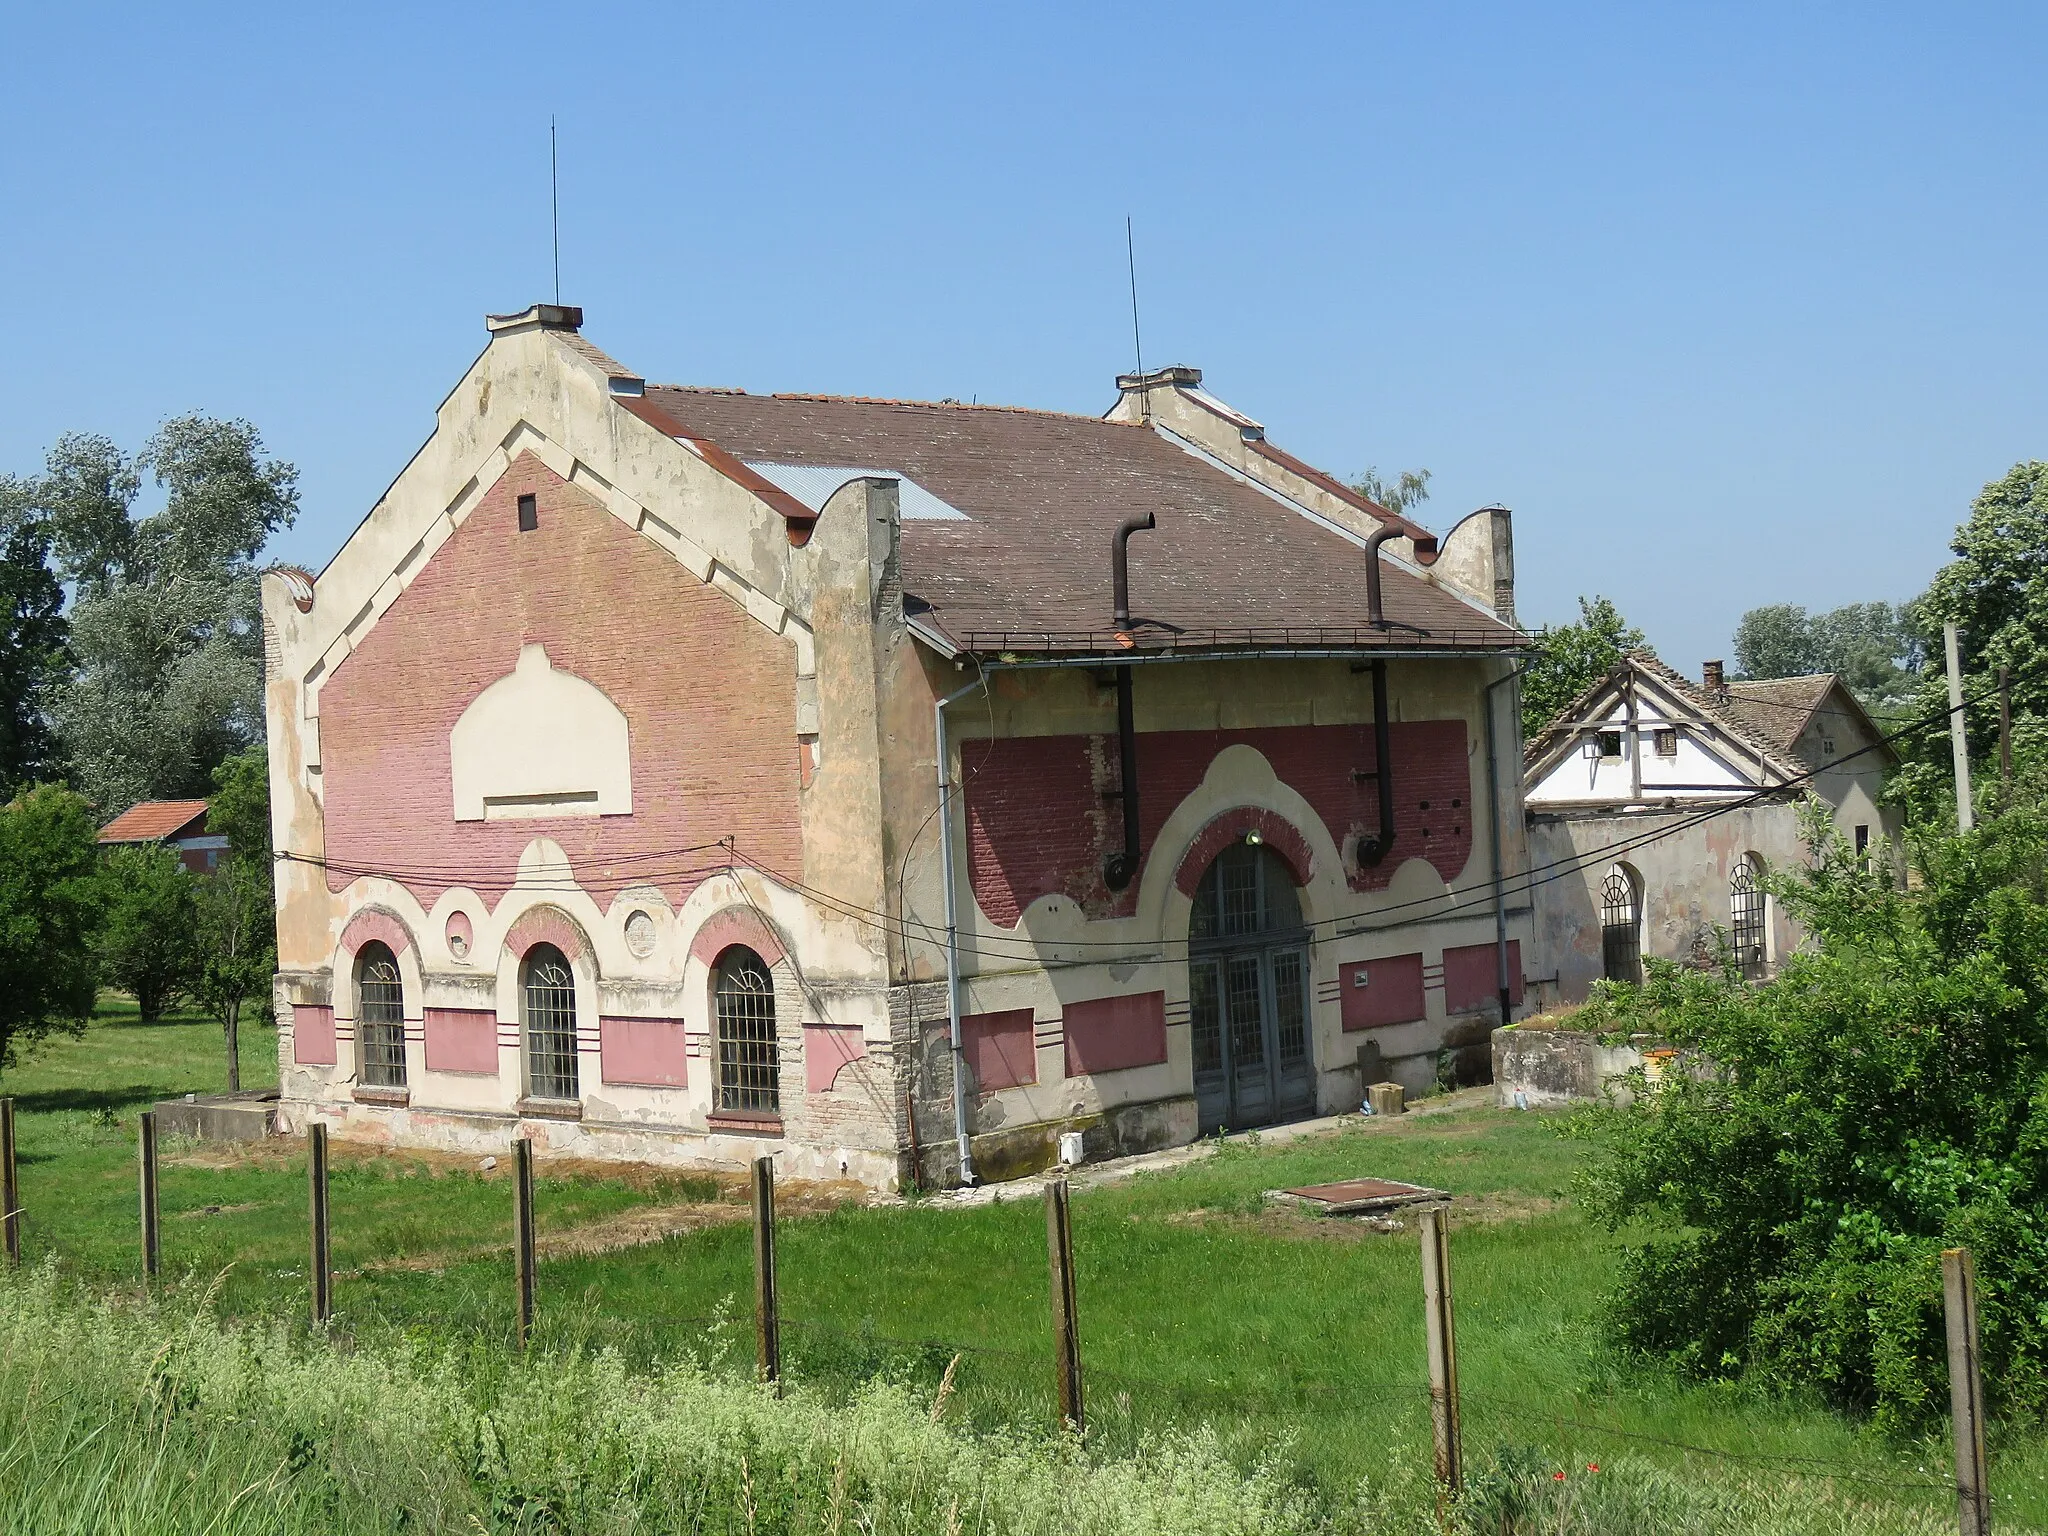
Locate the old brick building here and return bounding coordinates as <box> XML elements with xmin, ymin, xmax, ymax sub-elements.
<box><xmin>264</xmin><ymin>305</ymin><xmax>1533</xmax><ymax>1187</ymax></box>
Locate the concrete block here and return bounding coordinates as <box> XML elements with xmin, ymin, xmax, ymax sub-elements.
<box><xmin>152</xmin><ymin>1091</ymin><xmax>279</xmax><ymax>1143</ymax></box>
<box><xmin>1367</xmin><ymin>1081</ymin><xmax>1406</xmax><ymax>1116</ymax></box>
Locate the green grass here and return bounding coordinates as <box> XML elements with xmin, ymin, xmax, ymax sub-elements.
<box><xmin>3</xmin><ymin>1000</ymin><xmax>2043</xmax><ymax>1531</ymax></box>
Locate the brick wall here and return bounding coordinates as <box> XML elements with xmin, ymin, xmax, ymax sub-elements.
<box><xmin>964</xmin><ymin>721</ymin><xmax>1473</xmax><ymax>925</ymax></box>
<box><xmin>319</xmin><ymin>454</ymin><xmax>803</xmax><ymax>912</ymax></box>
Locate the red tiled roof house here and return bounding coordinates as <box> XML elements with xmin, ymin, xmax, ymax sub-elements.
<box><xmin>262</xmin><ymin>305</ymin><xmax>1534</xmax><ymax>1185</ymax></box>
<box><xmin>98</xmin><ymin>799</ymin><xmax>225</xmax><ymax>874</ymax></box>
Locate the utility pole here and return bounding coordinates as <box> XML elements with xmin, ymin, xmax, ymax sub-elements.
<box><xmin>1945</xmin><ymin>623</ymin><xmax>1974</xmax><ymax>834</ymax></box>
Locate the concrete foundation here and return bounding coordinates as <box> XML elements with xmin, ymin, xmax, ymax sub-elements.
<box><xmin>1491</xmin><ymin>1027</ymin><xmax>1650</xmax><ymax>1108</ymax></box>
<box><xmin>151</xmin><ymin>1090</ymin><xmax>280</xmax><ymax>1142</ymax></box>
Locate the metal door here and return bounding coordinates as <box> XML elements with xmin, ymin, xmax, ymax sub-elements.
<box><xmin>1188</xmin><ymin>844</ymin><xmax>1316</xmax><ymax>1133</ymax></box>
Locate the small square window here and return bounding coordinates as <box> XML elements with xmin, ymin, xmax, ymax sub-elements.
<box><xmin>1653</xmin><ymin>729</ymin><xmax>1678</xmax><ymax>757</ymax></box>
<box><xmin>1597</xmin><ymin>731</ymin><xmax>1623</xmax><ymax>758</ymax></box>
<box><xmin>517</xmin><ymin>493</ymin><xmax>538</xmax><ymax>532</ymax></box>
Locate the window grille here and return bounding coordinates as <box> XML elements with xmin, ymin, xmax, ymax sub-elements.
<box><xmin>356</xmin><ymin>942</ymin><xmax>407</xmax><ymax>1089</ymax></box>
<box><xmin>715</xmin><ymin>948</ymin><xmax>780</xmax><ymax>1114</ymax></box>
<box><xmin>1730</xmin><ymin>856</ymin><xmax>1767</xmax><ymax>981</ymax></box>
<box><xmin>522</xmin><ymin>944</ymin><xmax>579</xmax><ymax>1101</ymax></box>
<box><xmin>1600</xmin><ymin>867</ymin><xmax>1641</xmax><ymax>984</ymax></box>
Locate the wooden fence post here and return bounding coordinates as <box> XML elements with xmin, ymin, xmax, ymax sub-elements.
<box><xmin>139</xmin><ymin>1109</ymin><xmax>160</xmax><ymax>1280</ymax></box>
<box><xmin>752</xmin><ymin>1155</ymin><xmax>781</xmax><ymax>1393</ymax></box>
<box><xmin>1944</xmin><ymin>1247</ymin><xmax>1992</xmax><ymax>1536</ymax></box>
<box><xmin>513</xmin><ymin>1136</ymin><xmax>535</xmax><ymax>1351</ymax></box>
<box><xmin>1045</xmin><ymin>1175</ymin><xmax>1084</xmax><ymax>1434</ymax></box>
<box><xmin>308</xmin><ymin>1123</ymin><xmax>331</xmax><ymax>1326</ymax></box>
<box><xmin>1</xmin><ymin>1097</ymin><xmax>18</xmax><ymax>1267</ymax></box>
<box><xmin>1419</xmin><ymin>1203</ymin><xmax>1462</xmax><ymax>1493</ymax></box>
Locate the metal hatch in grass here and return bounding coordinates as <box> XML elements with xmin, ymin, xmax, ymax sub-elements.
<box><xmin>1264</xmin><ymin>1177</ymin><xmax>1449</xmax><ymax>1216</ymax></box>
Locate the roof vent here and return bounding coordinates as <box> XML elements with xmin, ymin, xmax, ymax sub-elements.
<box><xmin>485</xmin><ymin>303</ymin><xmax>584</xmax><ymax>336</ymax></box>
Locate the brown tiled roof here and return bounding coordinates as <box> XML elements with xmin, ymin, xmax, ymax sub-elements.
<box><xmin>1719</xmin><ymin>674</ymin><xmax>1836</xmax><ymax>757</ymax></box>
<box><xmin>631</xmin><ymin>385</ymin><xmax>1522</xmax><ymax>656</ymax></box>
<box><xmin>98</xmin><ymin>799</ymin><xmax>209</xmax><ymax>844</ymax></box>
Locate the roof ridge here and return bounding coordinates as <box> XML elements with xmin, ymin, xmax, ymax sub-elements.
<box><xmin>645</xmin><ymin>382</ymin><xmax>1125</xmax><ymax>425</ymax></box>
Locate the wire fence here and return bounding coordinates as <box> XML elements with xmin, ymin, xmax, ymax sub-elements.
<box><xmin>0</xmin><ymin>1106</ymin><xmax>2005</xmax><ymax>1519</ymax></box>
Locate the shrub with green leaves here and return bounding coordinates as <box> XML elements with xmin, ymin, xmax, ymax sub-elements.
<box><xmin>1576</xmin><ymin>803</ymin><xmax>2048</xmax><ymax>1435</ymax></box>
<box><xmin>96</xmin><ymin>842</ymin><xmax>199</xmax><ymax>1023</ymax></box>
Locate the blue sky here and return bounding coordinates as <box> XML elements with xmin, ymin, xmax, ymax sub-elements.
<box><xmin>4</xmin><ymin>4</ymin><xmax>2044</xmax><ymax>669</ymax></box>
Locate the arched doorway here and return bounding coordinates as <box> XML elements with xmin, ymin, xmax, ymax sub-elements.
<box><xmin>1188</xmin><ymin>841</ymin><xmax>1314</xmax><ymax>1132</ymax></box>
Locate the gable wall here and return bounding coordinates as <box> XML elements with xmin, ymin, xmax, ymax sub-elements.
<box><xmin>319</xmin><ymin>452</ymin><xmax>803</xmax><ymax>912</ymax></box>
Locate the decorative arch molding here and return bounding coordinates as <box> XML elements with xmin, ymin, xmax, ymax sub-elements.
<box><xmin>338</xmin><ymin>907</ymin><xmax>415</xmax><ymax>959</ymax></box>
<box><xmin>503</xmin><ymin>906</ymin><xmax>595</xmax><ymax>970</ymax></box>
<box><xmin>687</xmin><ymin>906</ymin><xmax>789</xmax><ymax>970</ymax></box>
<box><xmin>1172</xmin><ymin>808</ymin><xmax>1316</xmax><ymax>898</ymax></box>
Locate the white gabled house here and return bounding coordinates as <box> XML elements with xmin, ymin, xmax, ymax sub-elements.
<box><xmin>1522</xmin><ymin>653</ymin><xmax>1900</xmax><ymax>1003</ymax></box>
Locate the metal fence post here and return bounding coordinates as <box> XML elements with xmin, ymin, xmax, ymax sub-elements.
<box><xmin>1419</xmin><ymin>1203</ymin><xmax>1462</xmax><ymax>1492</ymax></box>
<box><xmin>1</xmin><ymin>1097</ymin><xmax>19</xmax><ymax>1267</ymax></box>
<box><xmin>1046</xmin><ymin>1175</ymin><xmax>1084</xmax><ymax>1434</ymax></box>
<box><xmin>1944</xmin><ymin>1247</ymin><xmax>1992</xmax><ymax>1536</ymax></box>
<box><xmin>752</xmin><ymin>1155</ymin><xmax>781</xmax><ymax>1393</ymax></box>
<box><xmin>139</xmin><ymin>1109</ymin><xmax>160</xmax><ymax>1280</ymax></box>
<box><xmin>308</xmin><ymin>1123</ymin><xmax>331</xmax><ymax>1325</ymax></box>
<box><xmin>513</xmin><ymin>1136</ymin><xmax>535</xmax><ymax>1350</ymax></box>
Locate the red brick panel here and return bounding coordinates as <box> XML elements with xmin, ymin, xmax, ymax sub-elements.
<box><xmin>424</xmin><ymin>1008</ymin><xmax>499</xmax><ymax>1074</ymax></box>
<box><xmin>802</xmin><ymin>1023</ymin><xmax>867</xmax><ymax>1094</ymax></box>
<box><xmin>599</xmin><ymin>1017</ymin><xmax>688</xmax><ymax>1087</ymax></box>
<box><xmin>318</xmin><ymin>453</ymin><xmax>802</xmax><ymax>913</ymax></box>
<box><xmin>339</xmin><ymin>907</ymin><xmax>414</xmax><ymax>958</ymax></box>
<box><xmin>1062</xmin><ymin>991</ymin><xmax>1168</xmax><ymax>1077</ymax></box>
<box><xmin>964</xmin><ymin>721</ymin><xmax>1473</xmax><ymax>925</ymax></box>
<box><xmin>962</xmin><ymin>1007</ymin><xmax>1037</xmax><ymax>1092</ymax></box>
<box><xmin>689</xmin><ymin>907</ymin><xmax>788</xmax><ymax>969</ymax></box>
<box><xmin>1441</xmin><ymin>940</ymin><xmax>1524</xmax><ymax>1016</ymax></box>
<box><xmin>504</xmin><ymin>907</ymin><xmax>589</xmax><ymax>966</ymax></box>
<box><xmin>293</xmin><ymin>1004</ymin><xmax>337</xmax><ymax>1065</ymax></box>
<box><xmin>1339</xmin><ymin>954</ymin><xmax>1427</xmax><ymax>1031</ymax></box>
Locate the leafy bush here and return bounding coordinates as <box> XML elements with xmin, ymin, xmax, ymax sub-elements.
<box><xmin>0</xmin><ymin>782</ymin><xmax>104</xmax><ymax>1070</ymax></box>
<box><xmin>96</xmin><ymin>842</ymin><xmax>199</xmax><ymax>1022</ymax></box>
<box><xmin>1576</xmin><ymin>803</ymin><xmax>2048</xmax><ymax>1434</ymax></box>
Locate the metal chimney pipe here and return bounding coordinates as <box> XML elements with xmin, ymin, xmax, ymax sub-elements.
<box><xmin>1111</xmin><ymin>511</ymin><xmax>1156</xmax><ymax>628</ymax></box>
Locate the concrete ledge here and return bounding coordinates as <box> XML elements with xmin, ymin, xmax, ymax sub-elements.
<box><xmin>1492</xmin><ymin>1027</ymin><xmax>1652</xmax><ymax>1108</ymax></box>
<box><xmin>151</xmin><ymin>1090</ymin><xmax>280</xmax><ymax>1142</ymax></box>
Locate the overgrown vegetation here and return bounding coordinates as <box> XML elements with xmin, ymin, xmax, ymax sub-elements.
<box><xmin>1577</xmin><ymin>803</ymin><xmax>2048</xmax><ymax>1435</ymax></box>
<box><xmin>1518</xmin><ymin>595</ymin><xmax>1647</xmax><ymax>739</ymax></box>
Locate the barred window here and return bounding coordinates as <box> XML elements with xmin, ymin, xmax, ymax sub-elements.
<box><xmin>522</xmin><ymin>944</ymin><xmax>580</xmax><ymax>1101</ymax></box>
<box><xmin>356</xmin><ymin>941</ymin><xmax>407</xmax><ymax>1090</ymax></box>
<box><xmin>1600</xmin><ymin>865</ymin><xmax>1642</xmax><ymax>984</ymax></box>
<box><xmin>715</xmin><ymin>948</ymin><xmax>779</xmax><ymax>1114</ymax></box>
<box><xmin>1731</xmin><ymin>855</ymin><xmax>1767</xmax><ymax>981</ymax></box>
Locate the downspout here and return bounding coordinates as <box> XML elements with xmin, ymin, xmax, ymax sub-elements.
<box><xmin>1104</xmin><ymin>511</ymin><xmax>1155</xmax><ymax>891</ymax></box>
<box><xmin>935</xmin><ymin>675</ymin><xmax>987</xmax><ymax>1186</ymax></box>
<box><xmin>1483</xmin><ymin>662</ymin><xmax>1528</xmax><ymax>1028</ymax></box>
<box><xmin>1358</xmin><ymin>659</ymin><xmax>1397</xmax><ymax>867</ymax></box>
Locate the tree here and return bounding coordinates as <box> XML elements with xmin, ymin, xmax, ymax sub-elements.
<box><xmin>1577</xmin><ymin>804</ymin><xmax>2048</xmax><ymax>1432</ymax></box>
<box><xmin>0</xmin><ymin>784</ymin><xmax>106</xmax><ymax>1073</ymax></box>
<box><xmin>1732</xmin><ymin>600</ymin><xmax>1918</xmax><ymax>711</ymax></box>
<box><xmin>1349</xmin><ymin>466</ymin><xmax>1432</xmax><ymax>520</ymax></box>
<box><xmin>38</xmin><ymin>418</ymin><xmax>297</xmax><ymax>817</ymax></box>
<box><xmin>1887</xmin><ymin>462</ymin><xmax>2048</xmax><ymax>824</ymax></box>
<box><xmin>1519</xmin><ymin>595</ymin><xmax>1647</xmax><ymax>739</ymax></box>
<box><xmin>192</xmin><ymin>746</ymin><xmax>273</xmax><ymax>1090</ymax></box>
<box><xmin>0</xmin><ymin>480</ymin><xmax>71</xmax><ymax>795</ymax></box>
<box><xmin>97</xmin><ymin>844</ymin><xmax>199</xmax><ymax>1024</ymax></box>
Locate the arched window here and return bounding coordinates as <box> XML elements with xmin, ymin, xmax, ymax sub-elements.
<box><xmin>1730</xmin><ymin>854</ymin><xmax>1767</xmax><ymax>981</ymax></box>
<box><xmin>714</xmin><ymin>948</ymin><xmax>780</xmax><ymax>1114</ymax></box>
<box><xmin>356</xmin><ymin>941</ymin><xmax>407</xmax><ymax>1089</ymax></box>
<box><xmin>1600</xmin><ymin>865</ymin><xmax>1642</xmax><ymax>984</ymax></box>
<box><xmin>522</xmin><ymin>943</ymin><xmax>579</xmax><ymax>1101</ymax></box>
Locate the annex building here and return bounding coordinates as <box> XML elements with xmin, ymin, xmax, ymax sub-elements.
<box><xmin>265</xmin><ymin>305</ymin><xmax>1533</xmax><ymax>1188</ymax></box>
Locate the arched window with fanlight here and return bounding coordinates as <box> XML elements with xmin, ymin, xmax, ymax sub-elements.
<box><xmin>1730</xmin><ymin>853</ymin><xmax>1768</xmax><ymax>981</ymax></box>
<box><xmin>356</xmin><ymin>941</ymin><xmax>407</xmax><ymax>1089</ymax></box>
<box><xmin>1600</xmin><ymin>865</ymin><xmax>1643</xmax><ymax>984</ymax></box>
<box><xmin>715</xmin><ymin>948</ymin><xmax>780</xmax><ymax>1114</ymax></box>
<box><xmin>522</xmin><ymin>943</ymin><xmax>579</xmax><ymax>1101</ymax></box>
